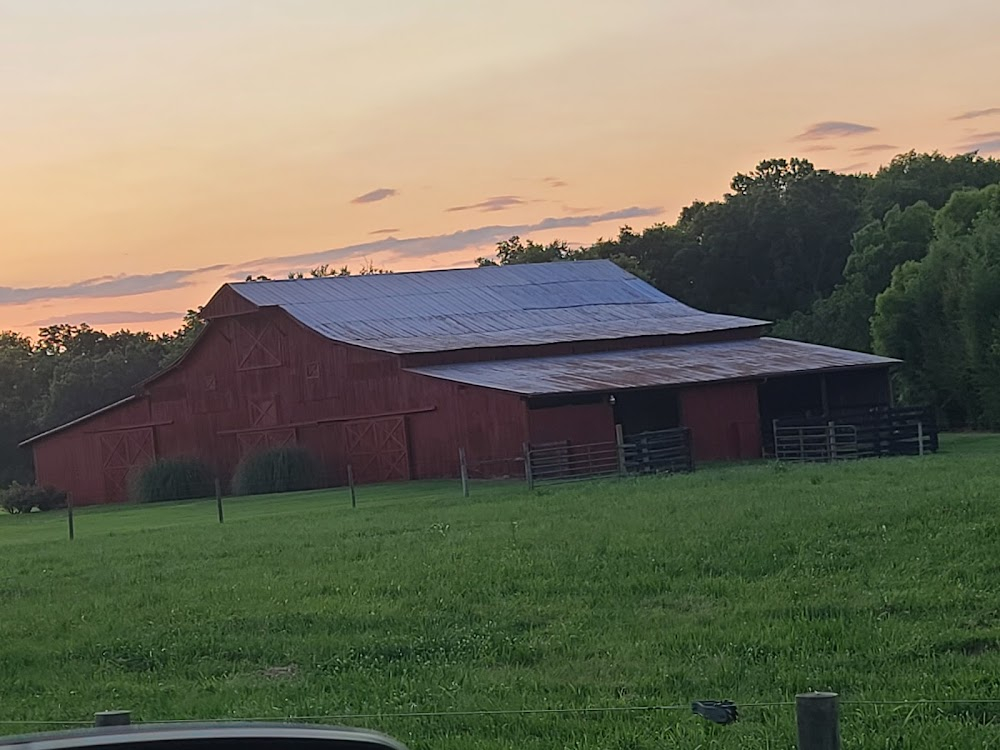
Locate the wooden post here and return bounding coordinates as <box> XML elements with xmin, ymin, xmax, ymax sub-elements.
<box><xmin>459</xmin><ymin>448</ymin><xmax>469</xmax><ymax>498</ymax></box>
<box><xmin>772</xmin><ymin>418</ymin><xmax>780</xmax><ymax>460</ymax></box>
<box><xmin>827</xmin><ymin>421</ymin><xmax>837</xmax><ymax>462</ymax></box>
<box><xmin>215</xmin><ymin>478</ymin><xmax>224</xmax><ymax>524</ymax></box>
<box><xmin>67</xmin><ymin>495</ymin><xmax>75</xmax><ymax>541</ymax></box>
<box><xmin>523</xmin><ymin>442</ymin><xmax>534</xmax><ymax>491</ymax></box>
<box><xmin>917</xmin><ymin>421</ymin><xmax>925</xmax><ymax>457</ymax></box>
<box><xmin>796</xmin><ymin>692</ymin><xmax>840</xmax><ymax>750</ymax></box>
<box><xmin>614</xmin><ymin>424</ymin><xmax>627</xmax><ymax>478</ymax></box>
<box><xmin>347</xmin><ymin>464</ymin><xmax>356</xmax><ymax>508</ymax></box>
<box><xmin>95</xmin><ymin>710</ymin><xmax>131</xmax><ymax>727</ymax></box>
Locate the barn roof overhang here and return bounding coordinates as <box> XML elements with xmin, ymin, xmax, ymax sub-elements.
<box><xmin>404</xmin><ymin>337</ymin><xmax>900</xmax><ymax>397</ymax></box>
<box><xmin>18</xmin><ymin>395</ymin><xmax>141</xmax><ymax>447</ymax></box>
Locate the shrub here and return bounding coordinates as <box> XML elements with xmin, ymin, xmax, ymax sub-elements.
<box><xmin>231</xmin><ymin>446</ymin><xmax>319</xmax><ymax>496</ymax></box>
<box><xmin>0</xmin><ymin>482</ymin><xmax>68</xmax><ymax>514</ymax></box>
<box><xmin>130</xmin><ymin>457</ymin><xmax>215</xmax><ymax>504</ymax></box>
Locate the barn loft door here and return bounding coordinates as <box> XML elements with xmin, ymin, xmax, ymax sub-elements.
<box><xmin>99</xmin><ymin>428</ymin><xmax>155</xmax><ymax>503</ymax></box>
<box><xmin>344</xmin><ymin>416</ymin><xmax>410</xmax><ymax>484</ymax></box>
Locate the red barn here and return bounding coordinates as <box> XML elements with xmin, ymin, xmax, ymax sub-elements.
<box><xmin>23</xmin><ymin>261</ymin><xmax>897</xmax><ymax>505</ymax></box>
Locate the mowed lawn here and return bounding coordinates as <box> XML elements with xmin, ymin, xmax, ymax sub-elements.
<box><xmin>1</xmin><ymin>434</ymin><xmax>999</xmax><ymax>750</ymax></box>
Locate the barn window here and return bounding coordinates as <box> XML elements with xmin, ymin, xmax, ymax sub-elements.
<box><xmin>306</xmin><ymin>362</ymin><xmax>320</xmax><ymax>380</ymax></box>
<box><xmin>249</xmin><ymin>398</ymin><xmax>278</xmax><ymax>427</ymax></box>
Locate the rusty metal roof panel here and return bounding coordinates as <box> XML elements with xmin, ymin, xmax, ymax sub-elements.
<box><xmin>227</xmin><ymin>260</ymin><xmax>766</xmax><ymax>353</ymax></box>
<box><xmin>405</xmin><ymin>337</ymin><xmax>899</xmax><ymax>394</ymax></box>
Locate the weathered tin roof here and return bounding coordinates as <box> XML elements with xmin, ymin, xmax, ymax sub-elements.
<box><xmin>227</xmin><ymin>260</ymin><xmax>766</xmax><ymax>354</ymax></box>
<box><xmin>405</xmin><ymin>337</ymin><xmax>899</xmax><ymax>395</ymax></box>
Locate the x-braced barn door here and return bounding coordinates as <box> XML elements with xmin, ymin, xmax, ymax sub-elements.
<box><xmin>99</xmin><ymin>428</ymin><xmax>155</xmax><ymax>503</ymax></box>
<box><xmin>344</xmin><ymin>416</ymin><xmax>410</xmax><ymax>484</ymax></box>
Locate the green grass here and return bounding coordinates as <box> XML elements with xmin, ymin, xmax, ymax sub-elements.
<box><xmin>1</xmin><ymin>434</ymin><xmax>999</xmax><ymax>749</ymax></box>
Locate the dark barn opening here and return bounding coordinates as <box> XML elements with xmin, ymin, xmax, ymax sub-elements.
<box><xmin>613</xmin><ymin>388</ymin><xmax>681</xmax><ymax>436</ymax></box>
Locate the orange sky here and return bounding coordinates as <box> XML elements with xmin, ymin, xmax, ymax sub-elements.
<box><xmin>3</xmin><ymin>0</ymin><xmax>1000</xmax><ymax>337</ymax></box>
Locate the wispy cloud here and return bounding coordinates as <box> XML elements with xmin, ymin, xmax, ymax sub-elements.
<box><xmin>834</xmin><ymin>161</ymin><xmax>870</xmax><ymax>173</ymax></box>
<box><xmin>4</xmin><ymin>207</ymin><xmax>662</xmax><ymax>306</ymax></box>
<box><xmin>852</xmin><ymin>143</ymin><xmax>898</xmax><ymax>154</ymax></box>
<box><xmin>793</xmin><ymin>121</ymin><xmax>878</xmax><ymax>141</ymax></box>
<box><xmin>0</xmin><ymin>266</ymin><xmax>226</xmax><ymax>306</ymax></box>
<box><xmin>350</xmin><ymin>187</ymin><xmax>397</xmax><ymax>204</ymax></box>
<box><xmin>957</xmin><ymin>136</ymin><xmax>1000</xmax><ymax>154</ymax></box>
<box><xmin>952</xmin><ymin>107</ymin><xmax>1000</xmax><ymax>121</ymax></box>
<box><xmin>369</xmin><ymin>227</ymin><xmax>400</xmax><ymax>235</ymax></box>
<box><xmin>243</xmin><ymin>207</ymin><xmax>664</xmax><ymax>273</ymax></box>
<box><xmin>543</xmin><ymin>176</ymin><xmax>568</xmax><ymax>188</ymax></box>
<box><xmin>26</xmin><ymin>310</ymin><xmax>185</xmax><ymax>327</ymax></box>
<box><xmin>446</xmin><ymin>195</ymin><xmax>528</xmax><ymax>212</ymax></box>
<box><xmin>801</xmin><ymin>144</ymin><xmax>838</xmax><ymax>152</ymax></box>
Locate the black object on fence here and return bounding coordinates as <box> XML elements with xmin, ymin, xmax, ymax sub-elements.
<box><xmin>772</xmin><ymin>406</ymin><xmax>938</xmax><ymax>462</ymax></box>
<box><xmin>691</xmin><ymin>699</ymin><xmax>739</xmax><ymax>725</ymax></box>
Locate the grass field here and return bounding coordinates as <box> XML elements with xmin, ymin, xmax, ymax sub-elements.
<box><xmin>1</xmin><ymin>434</ymin><xmax>999</xmax><ymax>749</ymax></box>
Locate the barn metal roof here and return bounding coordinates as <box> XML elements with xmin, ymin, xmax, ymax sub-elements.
<box><xmin>405</xmin><ymin>337</ymin><xmax>899</xmax><ymax>395</ymax></box>
<box><xmin>227</xmin><ymin>260</ymin><xmax>766</xmax><ymax>354</ymax></box>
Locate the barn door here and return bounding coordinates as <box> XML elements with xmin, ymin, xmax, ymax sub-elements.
<box><xmin>99</xmin><ymin>428</ymin><xmax>155</xmax><ymax>503</ymax></box>
<box><xmin>344</xmin><ymin>417</ymin><xmax>410</xmax><ymax>484</ymax></box>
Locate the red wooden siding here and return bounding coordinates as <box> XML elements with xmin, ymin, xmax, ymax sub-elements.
<box><xmin>527</xmin><ymin>403</ymin><xmax>616</xmax><ymax>447</ymax></box>
<box><xmin>679</xmin><ymin>382</ymin><xmax>762</xmax><ymax>462</ymax></box>
<box><xmin>31</xmin><ymin>308</ymin><xmax>531</xmax><ymax>504</ymax></box>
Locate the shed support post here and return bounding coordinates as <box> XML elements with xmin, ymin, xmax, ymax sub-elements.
<box><xmin>459</xmin><ymin>447</ymin><xmax>469</xmax><ymax>498</ymax></box>
<box><xmin>917</xmin><ymin>421</ymin><xmax>925</xmax><ymax>457</ymax></box>
<box><xmin>67</xmin><ymin>495</ymin><xmax>75</xmax><ymax>541</ymax></box>
<box><xmin>614</xmin><ymin>424</ymin><xmax>627</xmax><ymax>478</ymax></box>
<box><xmin>827</xmin><ymin>421</ymin><xmax>837</xmax><ymax>462</ymax></box>
<box><xmin>523</xmin><ymin>442</ymin><xmax>534</xmax><ymax>491</ymax></box>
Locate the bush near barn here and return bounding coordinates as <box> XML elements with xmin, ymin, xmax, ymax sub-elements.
<box><xmin>231</xmin><ymin>446</ymin><xmax>319</xmax><ymax>496</ymax></box>
<box><xmin>0</xmin><ymin>482</ymin><xmax>67</xmax><ymax>514</ymax></box>
<box><xmin>129</xmin><ymin>457</ymin><xmax>216</xmax><ymax>504</ymax></box>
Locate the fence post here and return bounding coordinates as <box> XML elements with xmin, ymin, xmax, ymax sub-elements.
<box><xmin>67</xmin><ymin>494</ymin><xmax>75</xmax><ymax>541</ymax></box>
<box><xmin>459</xmin><ymin>447</ymin><xmax>469</xmax><ymax>498</ymax></box>
<box><xmin>95</xmin><ymin>710</ymin><xmax>131</xmax><ymax>727</ymax></box>
<box><xmin>796</xmin><ymin>692</ymin><xmax>840</xmax><ymax>750</ymax></box>
<box><xmin>523</xmin><ymin>442</ymin><xmax>534</xmax><ymax>491</ymax></box>
<box><xmin>614</xmin><ymin>424</ymin><xmax>627</xmax><ymax>478</ymax></box>
<box><xmin>347</xmin><ymin>464</ymin><xmax>356</xmax><ymax>508</ymax></box>
<box><xmin>917</xmin><ymin>421</ymin><xmax>925</xmax><ymax>457</ymax></box>
<box><xmin>215</xmin><ymin>478</ymin><xmax>224</xmax><ymax>524</ymax></box>
<box><xmin>827</xmin><ymin>421</ymin><xmax>837</xmax><ymax>462</ymax></box>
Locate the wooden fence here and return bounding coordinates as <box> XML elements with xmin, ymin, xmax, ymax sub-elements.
<box><xmin>525</xmin><ymin>427</ymin><xmax>693</xmax><ymax>487</ymax></box>
<box><xmin>772</xmin><ymin>406</ymin><xmax>938</xmax><ymax>462</ymax></box>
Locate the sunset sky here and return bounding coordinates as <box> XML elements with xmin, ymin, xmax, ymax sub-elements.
<box><xmin>3</xmin><ymin>0</ymin><xmax>1000</xmax><ymax>337</ymax></box>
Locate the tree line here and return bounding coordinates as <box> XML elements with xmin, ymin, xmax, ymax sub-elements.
<box><xmin>2</xmin><ymin>150</ymin><xmax>999</xmax><ymax>487</ymax></box>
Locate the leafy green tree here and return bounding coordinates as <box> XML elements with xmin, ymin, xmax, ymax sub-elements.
<box><xmin>864</xmin><ymin>151</ymin><xmax>1000</xmax><ymax>221</ymax></box>
<box><xmin>872</xmin><ymin>184</ymin><xmax>1000</xmax><ymax>427</ymax></box>
<box><xmin>0</xmin><ymin>333</ymin><xmax>47</xmax><ymax>485</ymax></box>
